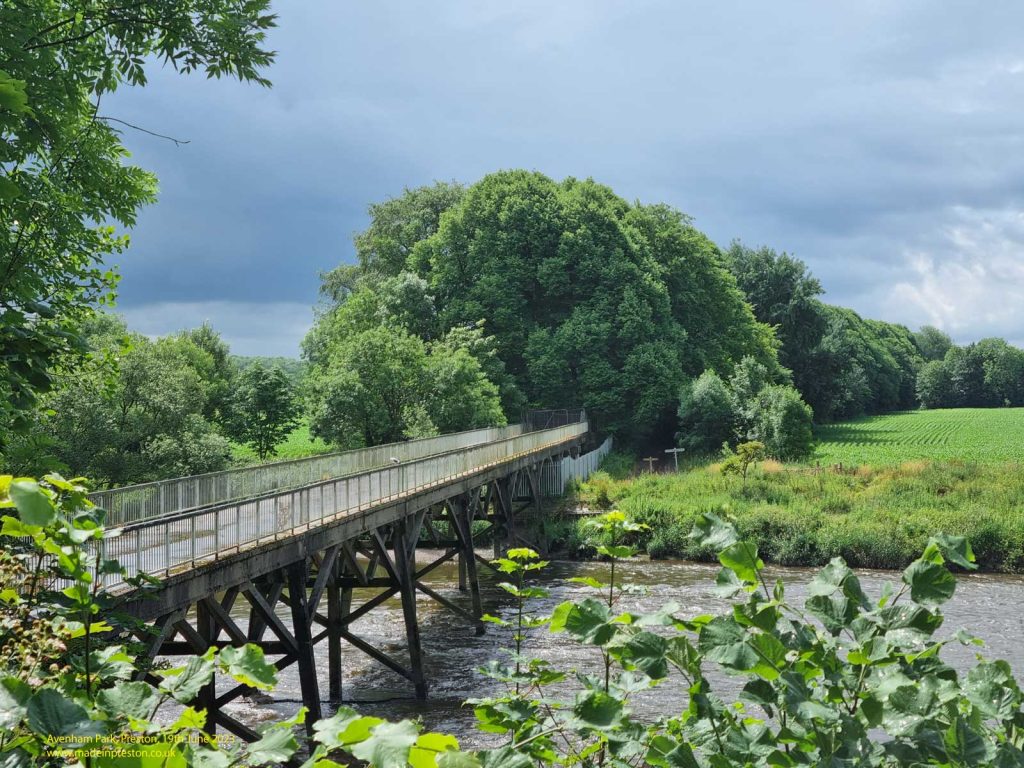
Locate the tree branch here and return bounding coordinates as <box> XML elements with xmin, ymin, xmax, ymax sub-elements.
<box><xmin>96</xmin><ymin>117</ymin><xmax>190</xmax><ymax>146</ymax></box>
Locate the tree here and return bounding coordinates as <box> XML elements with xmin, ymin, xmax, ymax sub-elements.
<box><xmin>750</xmin><ymin>385</ymin><xmax>814</xmax><ymax>459</ymax></box>
<box><xmin>728</xmin><ymin>355</ymin><xmax>784</xmax><ymax>439</ymax></box>
<box><xmin>306</xmin><ymin>325</ymin><xmax>505</xmax><ymax>448</ymax></box>
<box><xmin>676</xmin><ymin>371</ymin><xmax>735</xmax><ymax>454</ymax></box>
<box><xmin>915</xmin><ymin>325</ymin><xmax>954</xmax><ymax>362</ymax></box>
<box><xmin>425</xmin><ymin>339</ymin><xmax>508</xmax><ymax>433</ymax></box>
<box><xmin>0</xmin><ymin>0</ymin><xmax>276</xmax><ymax>444</ymax></box>
<box><xmin>308</xmin><ymin>326</ymin><xmax>430</xmax><ymax>448</ymax></box>
<box><xmin>41</xmin><ymin>330</ymin><xmax>232</xmax><ymax>486</ymax></box>
<box><xmin>229</xmin><ymin>363</ymin><xmax>300</xmax><ymax>460</ymax></box>
<box><xmin>724</xmin><ymin>242</ymin><xmax>827</xmax><ymax>398</ymax></box>
<box><xmin>407</xmin><ymin>171</ymin><xmax>776</xmax><ymax>442</ymax></box>
<box><xmin>319</xmin><ymin>181</ymin><xmax>464</xmax><ymax>295</ymax></box>
<box><xmin>917</xmin><ymin>359</ymin><xmax>952</xmax><ymax>408</ymax></box>
<box><xmin>720</xmin><ymin>440</ymin><xmax>766</xmax><ymax>488</ymax></box>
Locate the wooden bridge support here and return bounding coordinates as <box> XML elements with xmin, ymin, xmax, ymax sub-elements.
<box><xmin>127</xmin><ymin>451</ymin><xmax>579</xmax><ymax>743</ymax></box>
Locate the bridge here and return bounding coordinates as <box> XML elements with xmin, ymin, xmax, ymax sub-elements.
<box><xmin>94</xmin><ymin>410</ymin><xmax>593</xmax><ymax>741</ymax></box>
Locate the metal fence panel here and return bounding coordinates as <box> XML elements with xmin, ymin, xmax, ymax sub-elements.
<box><xmin>90</xmin><ymin>424</ymin><xmax>524</xmax><ymax>525</ymax></box>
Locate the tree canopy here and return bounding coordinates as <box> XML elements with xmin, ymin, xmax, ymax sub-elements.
<box><xmin>315</xmin><ymin>172</ymin><xmax>777</xmax><ymax>445</ymax></box>
<box><xmin>725</xmin><ymin>243</ymin><xmax>924</xmax><ymax>422</ymax></box>
<box><xmin>0</xmin><ymin>0</ymin><xmax>276</xmax><ymax>446</ymax></box>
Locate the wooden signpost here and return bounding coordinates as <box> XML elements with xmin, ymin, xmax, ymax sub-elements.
<box><xmin>642</xmin><ymin>456</ymin><xmax>659</xmax><ymax>473</ymax></box>
<box><xmin>664</xmin><ymin>447</ymin><xmax>685</xmax><ymax>471</ymax></box>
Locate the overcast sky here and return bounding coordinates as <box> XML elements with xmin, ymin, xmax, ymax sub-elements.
<box><xmin>108</xmin><ymin>1</ymin><xmax>1024</xmax><ymax>356</ymax></box>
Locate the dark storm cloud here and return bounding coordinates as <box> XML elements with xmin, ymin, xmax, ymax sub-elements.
<box><xmin>106</xmin><ymin>1</ymin><xmax>1024</xmax><ymax>355</ymax></box>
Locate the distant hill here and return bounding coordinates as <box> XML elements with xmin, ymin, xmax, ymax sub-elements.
<box><xmin>231</xmin><ymin>356</ymin><xmax>308</xmax><ymax>384</ymax></box>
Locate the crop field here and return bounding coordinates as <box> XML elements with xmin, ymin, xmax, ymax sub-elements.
<box><xmin>811</xmin><ymin>408</ymin><xmax>1024</xmax><ymax>466</ymax></box>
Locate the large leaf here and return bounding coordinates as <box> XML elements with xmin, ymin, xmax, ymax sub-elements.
<box><xmin>931</xmin><ymin>534</ymin><xmax>977</xmax><ymax>571</ymax></box>
<box><xmin>718</xmin><ymin>541</ymin><xmax>763</xmax><ymax>585</ymax></box>
<box><xmin>219</xmin><ymin>644</ymin><xmax>277</xmax><ymax>690</ymax></box>
<box><xmin>0</xmin><ymin>677</ymin><xmax>29</xmax><ymax>730</ymax></box>
<box><xmin>620</xmin><ymin>631</ymin><xmax>669</xmax><ymax>680</ymax></box>
<box><xmin>314</xmin><ymin>708</ymin><xmax>383</xmax><ymax>747</ymax></box>
<box><xmin>476</xmin><ymin>747</ymin><xmax>532</xmax><ymax>768</ymax></box>
<box><xmin>409</xmin><ymin>733</ymin><xmax>460</xmax><ymax>768</ymax></box>
<box><xmin>9</xmin><ymin>479</ymin><xmax>55</xmax><ymax>527</ymax></box>
<box><xmin>688</xmin><ymin>513</ymin><xmax>738</xmax><ymax>550</ymax></box>
<box><xmin>26</xmin><ymin>689</ymin><xmax>102</xmax><ymax>738</ymax></box>
<box><xmin>96</xmin><ymin>682</ymin><xmax>158</xmax><ymax>721</ymax></box>
<box><xmin>965</xmin><ymin>661</ymin><xmax>1019</xmax><ymax>720</ymax></box>
<box><xmin>549</xmin><ymin>598</ymin><xmax>614</xmax><ymax>645</ymax></box>
<box><xmin>350</xmin><ymin>720</ymin><xmax>420</xmax><ymax>768</ymax></box>
<box><xmin>902</xmin><ymin>559</ymin><xmax>956</xmax><ymax>607</ymax></box>
<box><xmin>248</xmin><ymin>725</ymin><xmax>301</xmax><ymax>765</ymax></box>
<box><xmin>573</xmin><ymin>690</ymin><xmax>624</xmax><ymax>730</ymax></box>
<box><xmin>158</xmin><ymin>656</ymin><xmax>215</xmax><ymax>704</ymax></box>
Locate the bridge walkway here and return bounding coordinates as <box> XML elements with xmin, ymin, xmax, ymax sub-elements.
<box><xmin>105</xmin><ymin>415</ymin><xmax>590</xmax><ymax>742</ymax></box>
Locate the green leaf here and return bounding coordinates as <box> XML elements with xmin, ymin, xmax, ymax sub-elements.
<box><xmin>596</xmin><ymin>544</ymin><xmax>636</xmax><ymax>559</ymax></box>
<box><xmin>688</xmin><ymin>512</ymin><xmax>738</xmax><ymax>550</ymax></box>
<box><xmin>409</xmin><ymin>733</ymin><xmax>460</xmax><ymax>768</ymax></box>
<box><xmin>438</xmin><ymin>752</ymin><xmax>481</xmax><ymax>768</ymax></box>
<box><xmin>0</xmin><ymin>177</ymin><xmax>21</xmax><ymax>203</ymax></box>
<box><xmin>218</xmin><ymin>644</ymin><xmax>277</xmax><ymax>690</ymax></box>
<box><xmin>158</xmin><ymin>656</ymin><xmax>215</xmax><ymax>704</ymax></box>
<box><xmin>648</xmin><ymin>735</ymin><xmax>700</xmax><ymax>768</ymax></box>
<box><xmin>568</xmin><ymin>576</ymin><xmax>607</xmax><ymax>589</ymax></box>
<box><xmin>931</xmin><ymin>533</ymin><xmax>977</xmax><ymax>570</ymax></box>
<box><xmin>27</xmin><ymin>689</ymin><xmax>103</xmax><ymax>738</ymax></box>
<box><xmin>573</xmin><ymin>690</ymin><xmax>624</xmax><ymax>730</ymax></box>
<box><xmin>476</xmin><ymin>746</ymin><xmax>531</xmax><ymax>768</ymax></box>
<box><xmin>96</xmin><ymin>681</ymin><xmax>158</xmax><ymax>721</ymax></box>
<box><xmin>350</xmin><ymin>720</ymin><xmax>420</xmax><ymax>768</ymax></box>
<box><xmin>9</xmin><ymin>480</ymin><xmax>55</xmax><ymax>527</ymax></box>
<box><xmin>902</xmin><ymin>558</ymin><xmax>956</xmax><ymax>606</ymax></box>
<box><xmin>313</xmin><ymin>708</ymin><xmax>382</xmax><ymax>748</ymax></box>
<box><xmin>965</xmin><ymin>661</ymin><xmax>1019</xmax><ymax>719</ymax></box>
<box><xmin>718</xmin><ymin>541</ymin><xmax>763</xmax><ymax>585</ymax></box>
<box><xmin>621</xmin><ymin>631</ymin><xmax>669</xmax><ymax>679</ymax></box>
<box><xmin>0</xmin><ymin>72</ymin><xmax>29</xmax><ymax>114</ymax></box>
<box><xmin>248</xmin><ymin>724</ymin><xmax>301</xmax><ymax>765</ymax></box>
<box><xmin>713</xmin><ymin>567</ymin><xmax>745</xmax><ymax>597</ymax></box>
<box><xmin>0</xmin><ymin>677</ymin><xmax>30</xmax><ymax>730</ymax></box>
<box><xmin>549</xmin><ymin>598</ymin><xmax>614</xmax><ymax>645</ymax></box>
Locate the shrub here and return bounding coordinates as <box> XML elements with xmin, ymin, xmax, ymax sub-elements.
<box><xmin>751</xmin><ymin>384</ymin><xmax>815</xmax><ymax>459</ymax></box>
<box><xmin>676</xmin><ymin>371</ymin><xmax>735</xmax><ymax>454</ymax></box>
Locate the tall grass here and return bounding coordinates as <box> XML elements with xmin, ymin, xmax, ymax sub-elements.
<box><xmin>576</xmin><ymin>460</ymin><xmax>1024</xmax><ymax>572</ymax></box>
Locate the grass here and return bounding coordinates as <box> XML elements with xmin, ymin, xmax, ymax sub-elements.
<box><xmin>230</xmin><ymin>418</ymin><xmax>334</xmax><ymax>464</ymax></box>
<box><xmin>812</xmin><ymin>408</ymin><xmax>1024</xmax><ymax>466</ymax></box>
<box><xmin>568</xmin><ymin>409</ymin><xmax>1024</xmax><ymax>572</ymax></box>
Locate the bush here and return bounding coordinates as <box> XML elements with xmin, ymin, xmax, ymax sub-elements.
<box><xmin>751</xmin><ymin>384</ymin><xmax>814</xmax><ymax>459</ymax></box>
<box><xmin>676</xmin><ymin>371</ymin><xmax>735</xmax><ymax>454</ymax></box>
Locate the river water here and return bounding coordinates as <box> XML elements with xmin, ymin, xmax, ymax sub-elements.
<box><xmin>221</xmin><ymin>552</ymin><xmax>1024</xmax><ymax>746</ymax></box>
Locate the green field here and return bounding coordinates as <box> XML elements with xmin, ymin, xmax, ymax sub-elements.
<box><xmin>812</xmin><ymin>408</ymin><xmax>1024</xmax><ymax>466</ymax></box>
<box><xmin>565</xmin><ymin>408</ymin><xmax>1024</xmax><ymax>572</ymax></box>
<box><xmin>230</xmin><ymin>419</ymin><xmax>334</xmax><ymax>464</ymax></box>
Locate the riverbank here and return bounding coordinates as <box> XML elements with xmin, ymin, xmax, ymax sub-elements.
<box><xmin>566</xmin><ymin>458</ymin><xmax>1024</xmax><ymax>572</ymax></box>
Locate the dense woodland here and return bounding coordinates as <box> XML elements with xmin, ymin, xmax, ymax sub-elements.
<box><xmin>4</xmin><ymin>172</ymin><xmax>1024</xmax><ymax>484</ymax></box>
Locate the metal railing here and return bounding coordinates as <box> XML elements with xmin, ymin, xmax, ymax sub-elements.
<box><xmin>522</xmin><ymin>408</ymin><xmax>588</xmax><ymax>432</ymax></box>
<box><xmin>516</xmin><ymin>436</ymin><xmax>612</xmax><ymax>496</ymax></box>
<box><xmin>89</xmin><ymin>424</ymin><xmax>524</xmax><ymax>526</ymax></box>
<box><xmin>101</xmin><ymin>420</ymin><xmax>587</xmax><ymax>590</ymax></box>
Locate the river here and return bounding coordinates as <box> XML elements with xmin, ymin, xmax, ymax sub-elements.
<box><xmin>220</xmin><ymin>552</ymin><xmax>1024</xmax><ymax>747</ymax></box>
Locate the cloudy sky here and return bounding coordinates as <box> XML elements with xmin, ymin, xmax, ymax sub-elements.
<box><xmin>108</xmin><ymin>1</ymin><xmax>1024</xmax><ymax>356</ymax></box>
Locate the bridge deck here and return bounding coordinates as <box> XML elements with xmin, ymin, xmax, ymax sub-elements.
<box><xmin>104</xmin><ymin>421</ymin><xmax>587</xmax><ymax>604</ymax></box>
